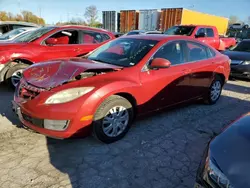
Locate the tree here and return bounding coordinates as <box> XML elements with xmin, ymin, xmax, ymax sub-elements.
<box><xmin>84</xmin><ymin>5</ymin><xmax>98</xmax><ymax>27</ymax></box>
<box><xmin>14</xmin><ymin>14</ymin><xmax>23</xmax><ymax>21</ymax></box>
<box><xmin>0</xmin><ymin>10</ymin><xmax>45</xmax><ymax>25</ymax></box>
<box><xmin>229</xmin><ymin>15</ymin><xmax>239</xmax><ymax>24</ymax></box>
<box><xmin>0</xmin><ymin>11</ymin><xmax>8</xmax><ymax>21</ymax></box>
<box><xmin>7</xmin><ymin>12</ymin><xmax>14</xmax><ymax>21</ymax></box>
<box><xmin>21</xmin><ymin>11</ymin><xmax>45</xmax><ymax>25</ymax></box>
<box><xmin>56</xmin><ymin>18</ymin><xmax>87</xmax><ymax>26</ymax></box>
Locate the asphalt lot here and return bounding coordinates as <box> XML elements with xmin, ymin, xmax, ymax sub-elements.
<box><xmin>0</xmin><ymin>80</ymin><xmax>250</xmax><ymax>188</ymax></box>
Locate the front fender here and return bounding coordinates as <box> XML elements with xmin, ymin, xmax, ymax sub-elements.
<box><xmin>92</xmin><ymin>80</ymin><xmax>140</xmax><ymax>110</ymax></box>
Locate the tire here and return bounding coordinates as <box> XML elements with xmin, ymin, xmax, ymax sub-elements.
<box><xmin>92</xmin><ymin>95</ymin><xmax>134</xmax><ymax>144</ymax></box>
<box><xmin>204</xmin><ymin>76</ymin><xmax>223</xmax><ymax>105</ymax></box>
<box><xmin>6</xmin><ymin>63</ymin><xmax>29</xmax><ymax>89</ymax></box>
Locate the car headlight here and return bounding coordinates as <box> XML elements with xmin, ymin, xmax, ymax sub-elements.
<box><xmin>207</xmin><ymin>159</ymin><xmax>233</xmax><ymax>188</ymax></box>
<box><xmin>242</xmin><ymin>61</ymin><xmax>250</xmax><ymax>65</ymax></box>
<box><xmin>45</xmin><ymin>87</ymin><xmax>94</xmax><ymax>104</ymax></box>
<box><xmin>203</xmin><ymin>151</ymin><xmax>233</xmax><ymax>188</ymax></box>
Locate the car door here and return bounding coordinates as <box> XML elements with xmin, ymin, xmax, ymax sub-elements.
<box><xmin>205</xmin><ymin>27</ymin><xmax>220</xmax><ymax>49</ymax></box>
<box><xmin>183</xmin><ymin>41</ymin><xmax>215</xmax><ymax>97</ymax></box>
<box><xmin>39</xmin><ymin>29</ymin><xmax>84</xmax><ymax>61</ymax></box>
<box><xmin>78</xmin><ymin>30</ymin><xmax>111</xmax><ymax>55</ymax></box>
<box><xmin>139</xmin><ymin>40</ymin><xmax>193</xmax><ymax>113</ymax></box>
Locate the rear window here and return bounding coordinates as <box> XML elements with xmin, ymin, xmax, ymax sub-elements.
<box><xmin>206</xmin><ymin>28</ymin><xmax>214</xmax><ymax>37</ymax></box>
<box><xmin>164</xmin><ymin>26</ymin><xmax>195</xmax><ymax>36</ymax></box>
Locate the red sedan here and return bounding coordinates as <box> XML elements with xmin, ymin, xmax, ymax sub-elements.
<box><xmin>12</xmin><ymin>35</ymin><xmax>231</xmax><ymax>143</ymax></box>
<box><xmin>0</xmin><ymin>25</ymin><xmax>114</xmax><ymax>88</ymax></box>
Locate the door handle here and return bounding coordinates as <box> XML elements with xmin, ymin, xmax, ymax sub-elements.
<box><xmin>74</xmin><ymin>48</ymin><xmax>81</xmax><ymax>52</ymax></box>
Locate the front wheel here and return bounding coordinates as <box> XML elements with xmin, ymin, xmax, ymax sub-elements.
<box><xmin>204</xmin><ymin>76</ymin><xmax>223</xmax><ymax>105</ymax></box>
<box><xmin>92</xmin><ymin>95</ymin><xmax>134</xmax><ymax>144</ymax></box>
<box><xmin>6</xmin><ymin>63</ymin><xmax>28</xmax><ymax>89</ymax></box>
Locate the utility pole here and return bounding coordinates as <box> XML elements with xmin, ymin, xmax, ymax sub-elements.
<box><xmin>17</xmin><ymin>0</ymin><xmax>21</xmax><ymax>13</ymax></box>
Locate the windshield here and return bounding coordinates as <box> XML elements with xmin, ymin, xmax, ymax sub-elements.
<box><xmin>0</xmin><ymin>28</ymin><xmax>26</xmax><ymax>40</ymax></box>
<box><xmin>164</xmin><ymin>26</ymin><xmax>195</xmax><ymax>36</ymax></box>
<box><xmin>88</xmin><ymin>38</ymin><xmax>158</xmax><ymax>67</ymax></box>
<box><xmin>14</xmin><ymin>27</ymin><xmax>55</xmax><ymax>43</ymax></box>
<box><xmin>231</xmin><ymin>41</ymin><xmax>250</xmax><ymax>52</ymax></box>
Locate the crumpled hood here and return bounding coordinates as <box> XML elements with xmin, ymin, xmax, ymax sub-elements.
<box><xmin>210</xmin><ymin>113</ymin><xmax>250</xmax><ymax>188</ymax></box>
<box><xmin>23</xmin><ymin>58</ymin><xmax>122</xmax><ymax>88</ymax></box>
<box><xmin>0</xmin><ymin>42</ymin><xmax>27</xmax><ymax>51</ymax></box>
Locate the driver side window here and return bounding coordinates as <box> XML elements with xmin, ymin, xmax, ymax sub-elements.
<box><xmin>153</xmin><ymin>41</ymin><xmax>184</xmax><ymax>65</ymax></box>
<box><xmin>45</xmin><ymin>30</ymin><xmax>79</xmax><ymax>45</ymax></box>
<box><xmin>196</xmin><ymin>28</ymin><xmax>205</xmax><ymax>36</ymax></box>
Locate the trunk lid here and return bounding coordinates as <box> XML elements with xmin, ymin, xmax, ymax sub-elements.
<box><xmin>23</xmin><ymin>58</ymin><xmax>122</xmax><ymax>89</ymax></box>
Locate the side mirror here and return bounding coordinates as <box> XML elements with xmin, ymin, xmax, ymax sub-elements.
<box><xmin>45</xmin><ymin>38</ymin><xmax>58</xmax><ymax>45</ymax></box>
<box><xmin>150</xmin><ymin>58</ymin><xmax>171</xmax><ymax>69</ymax></box>
<box><xmin>195</xmin><ymin>32</ymin><xmax>206</xmax><ymax>38</ymax></box>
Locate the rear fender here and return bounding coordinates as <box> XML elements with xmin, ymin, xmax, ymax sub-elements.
<box><xmin>213</xmin><ymin>65</ymin><xmax>228</xmax><ymax>83</ymax></box>
<box><xmin>218</xmin><ymin>40</ymin><xmax>226</xmax><ymax>51</ymax></box>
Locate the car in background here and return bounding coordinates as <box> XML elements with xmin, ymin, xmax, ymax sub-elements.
<box><xmin>145</xmin><ymin>31</ymin><xmax>163</xmax><ymax>34</ymax></box>
<box><xmin>0</xmin><ymin>21</ymin><xmax>38</xmax><ymax>36</ymax></box>
<box><xmin>125</xmin><ymin>30</ymin><xmax>146</xmax><ymax>35</ymax></box>
<box><xmin>12</xmin><ymin>35</ymin><xmax>230</xmax><ymax>143</ymax></box>
<box><xmin>0</xmin><ymin>27</ymin><xmax>37</xmax><ymax>42</ymax></box>
<box><xmin>164</xmin><ymin>25</ymin><xmax>236</xmax><ymax>51</ymax></box>
<box><xmin>125</xmin><ymin>30</ymin><xmax>163</xmax><ymax>35</ymax></box>
<box><xmin>226</xmin><ymin>27</ymin><xmax>250</xmax><ymax>43</ymax></box>
<box><xmin>0</xmin><ymin>25</ymin><xmax>115</xmax><ymax>88</ymax></box>
<box><xmin>222</xmin><ymin>39</ymin><xmax>250</xmax><ymax>79</ymax></box>
<box><xmin>195</xmin><ymin>112</ymin><xmax>250</xmax><ymax>188</ymax></box>
<box><xmin>112</xmin><ymin>32</ymin><xmax>123</xmax><ymax>38</ymax></box>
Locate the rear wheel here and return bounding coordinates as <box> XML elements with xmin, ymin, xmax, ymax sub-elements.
<box><xmin>92</xmin><ymin>95</ymin><xmax>134</xmax><ymax>144</ymax></box>
<box><xmin>204</xmin><ymin>76</ymin><xmax>223</xmax><ymax>105</ymax></box>
<box><xmin>6</xmin><ymin>63</ymin><xmax>28</xmax><ymax>89</ymax></box>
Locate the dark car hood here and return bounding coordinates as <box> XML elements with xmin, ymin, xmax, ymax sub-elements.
<box><xmin>23</xmin><ymin>58</ymin><xmax>122</xmax><ymax>89</ymax></box>
<box><xmin>0</xmin><ymin>42</ymin><xmax>27</xmax><ymax>51</ymax></box>
<box><xmin>222</xmin><ymin>50</ymin><xmax>250</xmax><ymax>61</ymax></box>
<box><xmin>210</xmin><ymin>113</ymin><xmax>250</xmax><ymax>188</ymax></box>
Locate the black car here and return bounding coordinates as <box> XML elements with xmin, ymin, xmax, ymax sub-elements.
<box><xmin>195</xmin><ymin>112</ymin><xmax>250</xmax><ymax>188</ymax></box>
<box><xmin>222</xmin><ymin>40</ymin><xmax>250</xmax><ymax>79</ymax></box>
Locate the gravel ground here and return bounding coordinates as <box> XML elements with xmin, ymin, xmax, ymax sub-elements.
<box><xmin>0</xmin><ymin>80</ymin><xmax>250</xmax><ymax>188</ymax></box>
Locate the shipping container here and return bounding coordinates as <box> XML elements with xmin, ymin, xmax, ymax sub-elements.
<box><xmin>139</xmin><ymin>9</ymin><xmax>160</xmax><ymax>31</ymax></box>
<box><xmin>117</xmin><ymin>12</ymin><xmax>120</xmax><ymax>32</ymax></box>
<box><xmin>120</xmin><ymin>10</ymin><xmax>139</xmax><ymax>33</ymax></box>
<box><xmin>102</xmin><ymin>11</ymin><xmax>117</xmax><ymax>32</ymax></box>
<box><xmin>160</xmin><ymin>8</ymin><xmax>229</xmax><ymax>35</ymax></box>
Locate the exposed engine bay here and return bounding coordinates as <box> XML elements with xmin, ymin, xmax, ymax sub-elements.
<box><xmin>73</xmin><ymin>69</ymin><xmax>114</xmax><ymax>81</ymax></box>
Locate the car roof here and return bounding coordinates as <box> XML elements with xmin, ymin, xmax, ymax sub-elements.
<box><xmin>121</xmin><ymin>34</ymin><xmax>195</xmax><ymax>41</ymax></box>
<box><xmin>179</xmin><ymin>24</ymin><xmax>215</xmax><ymax>28</ymax></box>
<box><xmin>56</xmin><ymin>25</ymin><xmax>111</xmax><ymax>33</ymax></box>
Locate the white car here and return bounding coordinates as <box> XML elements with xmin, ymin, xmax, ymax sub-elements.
<box><xmin>0</xmin><ymin>27</ymin><xmax>37</xmax><ymax>42</ymax></box>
